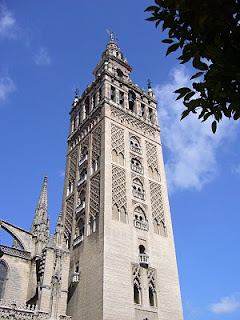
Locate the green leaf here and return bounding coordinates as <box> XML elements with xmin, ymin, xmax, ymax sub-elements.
<box><xmin>174</xmin><ymin>87</ymin><xmax>192</xmax><ymax>95</ymax></box>
<box><xmin>180</xmin><ymin>109</ymin><xmax>190</xmax><ymax>120</ymax></box>
<box><xmin>202</xmin><ymin>112</ymin><xmax>212</xmax><ymax>122</ymax></box>
<box><xmin>166</xmin><ymin>43</ymin><xmax>180</xmax><ymax>55</ymax></box>
<box><xmin>190</xmin><ymin>72</ymin><xmax>204</xmax><ymax>80</ymax></box>
<box><xmin>184</xmin><ymin>91</ymin><xmax>195</xmax><ymax>101</ymax></box>
<box><xmin>175</xmin><ymin>87</ymin><xmax>192</xmax><ymax>100</ymax></box>
<box><xmin>162</xmin><ymin>39</ymin><xmax>174</xmax><ymax>44</ymax></box>
<box><xmin>212</xmin><ymin>120</ymin><xmax>217</xmax><ymax>133</ymax></box>
<box><xmin>145</xmin><ymin>16</ymin><xmax>158</xmax><ymax>21</ymax></box>
<box><xmin>193</xmin><ymin>57</ymin><xmax>209</xmax><ymax>71</ymax></box>
<box><xmin>144</xmin><ymin>6</ymin><xmax>159</xmax><ymax>12</ymax></box>
<box><xmin>155</xmin><ymin>20</ymin><xmax>161</xmax><ymax>28</ymax></box>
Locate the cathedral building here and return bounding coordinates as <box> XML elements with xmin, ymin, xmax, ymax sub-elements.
<box><xmin>0</xmin><ymin>34</ymin><xmax>183</xmax><ymax>320</ymax></box>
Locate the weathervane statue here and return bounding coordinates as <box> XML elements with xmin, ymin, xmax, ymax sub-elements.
<box><xmin>106</xmin><ymin>28</ymin><xmax>116</xmax><ymax>41</ymax></box>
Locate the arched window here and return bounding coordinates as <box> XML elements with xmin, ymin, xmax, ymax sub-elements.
<box><xmin>130</xmin><ymin>136</ymin><xmax>141</xmax><ymax>153</ymax></box>
<box><xmin>139</xmin><ymin>245</ymin><xmax>145</xmax><ymax>255</ymax></box>
<box><xmin>112</xmin><ymin>204</ymin><xmax>119</xmax><ymax>221</ymax></box>
<box><xmin>112</xmin><ymin>149</ymin><xmax>117</xmax><ymax>163</ymax></box>
<box><xmin>134</xmin><ymin>206</ymin><xmax>148</xmax><ymax>231</ymax></box>
<box><xmin>149</xmin><ymin>286</ymin><xmax>156</xmax><ymax>307</ymax></box>
<box><xmin>153</xmin><ymin>218</ymin><xmax>167</xmax><ymax>236</ymax></box>
<box><xmin>78</xmin><ymin>218</ymin><xmax>85</xmax><ymax>237</ymax></box>
<box><xmin>154</xmin><ymin>168</ymin><xmax>160</xmax><ymax>181</ymax></box>
<box><xmin>79</xmin><ymin>168</ymin><xmax>87</xmax><ymax>184</ymax></box>
<box><xmin>131</xmin><ymin>158</ymin><xmax>143</xmax><ymax>174</ymax></box>
<box><xmin>128</xmin><ymin>90</ymin><xmax>136</xmax><ymax>112</ymax></box>
<box><xmin>134</xmin><ymin>206</ymin><xmax>146</xmax><ymax>222</ymax></box>
<box><xmin>148</xmin><ymin>166</ymin><xmax>154</xmax><ymax>178</ymax></box>
<box><xmin>0</xmin><ymin>260</ymin><xmax>8</xmax><ymax>299</ymax></box>
<box><xmin>120</xmin><ymin>206</ymin><xmax>128</xmax><ymax>223</ymax></box>
<box><xmin>134</xmin><ymin>281</ymin><xmax>141</xmax><ymax>305</ymax></box>
<box><xmin>132</xmin><ymin>178</ymin><xmax>144</xmax><ymax>200</ymax></box>
<box><xmin>89</xmin><ymin>216</ymin><xmax>96</xmax><ymax>235</ymax></box>
<box><xmin>119</xmin><ymin>153</ymin><xmax>124</xmax><ymax>166</ymax></box>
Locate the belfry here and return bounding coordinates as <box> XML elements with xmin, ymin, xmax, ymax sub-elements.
<box><xmin>0</xmin><ymin>34</ymin><xmax>183</xmax><ymax>320</ymax></box>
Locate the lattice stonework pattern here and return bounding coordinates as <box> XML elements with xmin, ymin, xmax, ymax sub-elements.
<box><xmin>89</xmin><ymin>173</ymin><xmax>100</xmax><ymax>218</ymax></box>
<box><xmin>80</xmin><ymin>137</ymin><xmax>89</xmax><ymax>157</ymax></box>
<box><xmin>69</xmin><ymin>149</ymin><xmax>78</xmax><ymax>181</ymax></box>
<box><xmin>111</xmin><ymin>106</ymin><xmax>156</xmax><ymax>137</ymax></box>
<box><xmin>149</xmin><ymin>181</ymin><xmax>165</xmax><ymax>223</ymax></box>
<box><xmin>65</xmin><ymin>195</ymin><xmax>74</xmax><ymax>237</ymax></box>
<box><xmin>146</xmin><ymin>141</ymin><xmax>159</xmax><ymax>171</ymax></box>
<box><xmin>112</xmin><ymin>165</ymin><xmax>127</xmax><ymax>208</ymax></box>
<box><xmin>111</xmin><ymin>123</ymin><xmax>125</xmax><ymax>155</ymax></box>
<box><xmin>147</xmin><ymin>268</ymin><xmax>156</xmax><ymax>286</ymax></box>
<box><xmin>92</xmin><ymin>124</ymin><xmax>102</xmax><ymax>165</ymax></box>
<box><xmin>132</xmin><ymin>264</ymin><xmax>141</xmax><ymax>284</ymax></box>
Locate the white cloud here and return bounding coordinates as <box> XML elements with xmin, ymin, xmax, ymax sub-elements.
<box><xmin>154</xmin><ymin>66</ymin><xmax>236</xmax><ymax>193</ymax></box>
<box><xmin>184</xmin><ymin>300</ymin><xmax>201</xmax><ymax>320</ymax></box>
<box><xmin>0</xmin><ymin>4</ymin><xmax>16</xmax><ymax>38</ymax></box>
<box><xmin>34</xmin><ymin>47</ymin><xmax>51</xmax><ymax>66</ymax></box>
<box><xmin>209</xmin><ymin>293</ymin><xmax>240</xmax><ymax>314</ymax></box>
<box><xmin>232</xmin><ymin>164</ymin><xmax>240</xmax><ymax>175</ymax></box>
<box><xmin>0</xmin><ymin>76</ymin><xmax>16</xmax><ymax>100</ymax></box>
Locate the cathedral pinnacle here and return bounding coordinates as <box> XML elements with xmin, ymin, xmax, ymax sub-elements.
<box><xmin>30</xmin><ymin>175</ymin><xmax>49</xmax><ymax>237</ymax></box>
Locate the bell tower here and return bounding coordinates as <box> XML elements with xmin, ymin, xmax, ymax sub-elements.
<box><xmin>62</xmin><ymin>33</ymin><xmax>183</xmax><ymax>320</ymax></box>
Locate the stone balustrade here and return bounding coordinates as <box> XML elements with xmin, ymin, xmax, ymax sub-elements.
<box><xmin>0</xmin><ymin>245</ymin><xmax>31</xmax><ymax>260</ymax></box>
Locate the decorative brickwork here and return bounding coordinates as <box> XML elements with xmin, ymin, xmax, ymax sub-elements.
<box><xmin>64</xmin><ymin>195</ymin><xmax>74</xmax><ymax>238</ymax></box>
<box><xmin>147</xmin><ymin>268</ymin><xmax>156</xmax><ymax>287</ymax></box>
<box><xmin>149</xmin><ymin>181</ymin><xmax>165</xmax><ymax>223</ymax></box>
<box><xmin>80</xmin><ymin>137</ymin><xmax>89</xmax><ymax>158</ymax></box>
<box><xmin>89</xmin><ymin>173</ymin><xmax>100</xmax><ymax>219</ymax></box>
<box><xmin>92</xmin><ymin>125</ymin><xmax>102</xmax><ymax>166</ymax></box>
<box><xmin>111</xmin><ymin>124</ymin><xmax>124</xmax><ymax>155</ymax></box>
<box><xmin>0</xmin><ymin>245</ymin><xmax>31</xmax><ymax>260</ymax></box>
<box><xmin>111</xmin><ymin>105</ymin><xmax>156</xmax><ymax>137</ymax></box>
<box><xmin>146</xmin><ymin>141</ymin><xmax>158</xmax><ymax>171</ymax></box>
<box><xmin>132</xmin><ymin>264</ymin><xmax>141</xmax><ymax>285</ymax></box>
<box><xmin>112</xmin><ymin>165</ymin><xmax>127</xmax><ymax>209</ymax></box>
<box><xmin>68</xmin><ymin>150</ymin><xmax>78</xmax><ymax>182</ymax></box>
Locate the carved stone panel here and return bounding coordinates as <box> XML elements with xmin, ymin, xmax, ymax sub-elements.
<box><xmin>89</xmin><ymin>173</ymin><xmax>100</xmax><ymax>219</ymax></box>
<box><xmin>146</xmin><ymin>141</ymin><xmax>159</xmax><ymax>171</ymax></box>
<box><xmin>111</xmin><ymin>123</ymin><xmax>124</xmax><ymax>155</ymax></box>
<box><xmin>92</xmin><ymin>125</ymin><xmax>102</xmax><ymax>166</ymax></box>
<box><xmin>112</xmin><ymin>165</ymin><xmax>127</xmax><ymax>209</ymax></box>
<box><xmin>149</xmin><ymin>181</ymin><xmax>165</xmax><ymax>223</ymax></box>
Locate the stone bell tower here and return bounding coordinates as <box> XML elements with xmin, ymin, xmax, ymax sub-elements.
<box><xmin>61</xmin><ymin>33</ymin><xmax>183</xmax><ymax>320</ymax></box>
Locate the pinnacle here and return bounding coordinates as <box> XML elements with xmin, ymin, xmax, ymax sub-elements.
<box><xmin>30</xmin><ymin>175</ymin><xmax>49</xmax><ymax>234</ymax></box>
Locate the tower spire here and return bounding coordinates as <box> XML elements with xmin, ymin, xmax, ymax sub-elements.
<box><xmin>31</xmin><ymin>175</ymin><xmax>49</xmax><ymax>239</ymax></box>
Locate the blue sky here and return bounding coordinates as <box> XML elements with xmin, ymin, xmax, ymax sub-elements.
<box><xmin>0</xmin><ymin>1</ymin><xmax>240</xmax><ymax>319</ymax></box>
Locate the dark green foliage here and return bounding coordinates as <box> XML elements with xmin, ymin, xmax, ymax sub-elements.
<box><xmin>145</xmin><ymin>0</ymin><xmax>240</xmax><ymax>132</ymax></box>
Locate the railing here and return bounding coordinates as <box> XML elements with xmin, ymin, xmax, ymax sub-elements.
<box><xmin>72</xmin><ymin>272</ymin><xmax>80</xmax><ymax>283</ymax></box>
<box><xmin>77</xmin><ymin>175</ymin><xmax>87</xmax><ymax>186</ymax></box>
<box><xmin>76</xmin><ymin>201</ymin><xmax>85</xmax><ymax>214</ymax></box>
<box><xmin>0</xmin><ymin>300</ymin><xmax>72</xmax><ymax>319</ymax></box>
<box><xmin>79</xmin><ymin>154</ymin><xmax>88</xmax><ymax>167</ymax></box>
<box><xmin>0</xmin><ymin>299</ymin><xmax>48</xmax><ymax>319</ymax></box>
<box><xmin>73</xmin><ymin>235</ymin><xmax>83</xmax><ymax>247</ymax></box>
<box><xmin>134</xmin><ymin>219</ymin><xmax>148</xmax><ymax>231</ymax></box>
<box><xmin>130</xmin><ymin>144</ymin><xmax>141</xmax><ymax>154</ymax></box>
<box><xmin>139</xmin><ymin>253</ymin><xmax>149</xmax><ymax>267</ymax></box>
<box><xmin>0</xmin><ymin>245</ymin><xmax>31</xmax><ymax>260</ymax></box>
<box><xmin>131</xmin><ymin>164</ymin><xmax>143</xmax><ymax>174</ymax></box>
<box><xmin>133</xmin><ymin>189</ymin><xmax>145</xmax><ymax>200</ymax></box>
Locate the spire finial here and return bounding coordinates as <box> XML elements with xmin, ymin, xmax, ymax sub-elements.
<box><xmin>147</xmin><ymin>79</ymin><xmax>152</xmax><ymax>89</ymax></box>
<box><xmin>106</xmin><ymin>28</ymin><xmax>116</xmax><ymax>42</ymax></box>
<box><xmin>74</xmin><ymin>88</ymin><xmax>79</xmax><ymax>98</ymax></box>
